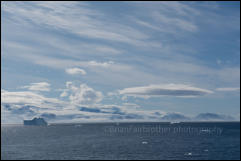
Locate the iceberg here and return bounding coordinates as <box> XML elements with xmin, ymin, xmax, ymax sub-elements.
<box><xmin>23</xmin><ymin>117</ymin><xmax>48</xmax><ymax>126</ymax></box>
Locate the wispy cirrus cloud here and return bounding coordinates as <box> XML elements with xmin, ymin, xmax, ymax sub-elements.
<box><xmin>4</xmin><ymin>45</ymin><xmax>116</xmax><ymax>70</ymax></box>
<box><xmin>1</xmin><ymin>1</ymin><xmax>153</xmax><ymax>47</ymax></box>
<box><xmin>2</xmin><ymin>2</ymin><xmax>239</xmax><ymax>89</ymax></box>
<box><xmin>128</xmin><ymin>1</ymin><xmax>199</xmax><ymax>35</ymax></box>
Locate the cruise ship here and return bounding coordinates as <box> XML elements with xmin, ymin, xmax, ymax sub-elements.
<box><xmin>23</xmin><ymin>117</ymin><xmax>48</xmax><ymax>126</ymax></box>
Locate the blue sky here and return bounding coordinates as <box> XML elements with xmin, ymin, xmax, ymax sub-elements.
<box><xmin>1</xmin><ymin>1</ymin><xmax>240</xmax><ymax>123</ymax></box>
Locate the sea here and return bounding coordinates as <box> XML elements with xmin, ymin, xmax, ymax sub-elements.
<box><xmin>1</xmin><ymin>122</ymin><xmax>240</xmax><ymax>160</ymax></box>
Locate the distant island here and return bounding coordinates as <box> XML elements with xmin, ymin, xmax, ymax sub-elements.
<box><xmin>24</xmin><ymin>117</ymin><xmax>48</xmax><ymax>126</ymax></box>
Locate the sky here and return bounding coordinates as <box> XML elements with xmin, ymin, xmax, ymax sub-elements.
<box><xmin>1</xmin><ymin>1</ymin><xmax>240</xmax><ymax>123</ymax></box>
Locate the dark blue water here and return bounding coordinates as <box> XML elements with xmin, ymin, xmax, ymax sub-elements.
<box><xmin>1</xmin><ymin>122</ymin><xmax>240</xmax><ymax>160</ymax></box>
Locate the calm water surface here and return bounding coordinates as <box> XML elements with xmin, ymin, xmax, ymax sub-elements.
<box><xmin>1</xmin><ymin>122</ymin><xmax>240</xmax><ymax>160</ymax></box>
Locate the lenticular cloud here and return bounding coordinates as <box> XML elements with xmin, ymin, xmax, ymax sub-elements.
<box><xmin>119</xmin><ymin>84</ymin><xmax>213</xmax><ymax>97</ymax></box>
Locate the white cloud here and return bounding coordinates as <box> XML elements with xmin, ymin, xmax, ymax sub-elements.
<box><xmin>216</xmin><ymin>87</ymin><xmax>240</xmax><ymax>92</ymax></box>
<box><xmin>1</xmin><ymin>88</ymin><xmax>238</xmax><ymax>123</ymax></box>
<box><xmin>88</xmin><ymin>60</ymin><xmax>114</xmax><ymax>68</ymax></box>
<box><xmin>21</xmin><ymin>82</ymin><xmax>51</xmax><ymax>91</ymax></box>
<box><xmin>151</xmin><ymin>11</ymin><xmax>198</xmax><ymax>32</ymax></box>
<box><xmin>14</xmin><ymin>51</ymin><xmax>115</xmax><ymax>70</ymax></box>
<box><xmin>129</xmin><ymin>1</ymin><xmax>199</xmax><ymax>34</ymax></box>
<box><xmin>3</xmin><ymin>2</ymin><xmax>239</xmax><ymax>90</ymax></box>
<box><xmin>1</xmin><ymin>1</ymin><xmax>151</xmax><ymax>47</ymax></box>
<box><xmin>1</xmin><ymin>89</ymin><xmax>71</xmax><ymax>123</ymax></box>
<box><xmin>123</xmin><ymin>103</ymin><xmax>140</xmax><ymax>109</ymax></box>
<box><xmin>65</xmin><ymin>68</ymin><xmax>86</xmax><ymax>75</ymax></box>
<box><xmin>119</xmin><ymin>84</ymin><xmax>213</xmax><ymax>98</ymax></box>
<box><xmin>1</xmin><ymin>89</ymin><xmax>63</xmax><ymax>108</ymax></box>
<box><xmin>61</xmin><ymin>82</ymin><xmax>103</xmax><ymax>105</ymax></box>
<box><xmin>60</xmin><ymin>90</ymin><xmax>68</xmax><ymax>97</ymax></box>
<box><xmin>5</xmin><ymin>41</ymin><xmax>240</xmax><ymax>89</ymax></box>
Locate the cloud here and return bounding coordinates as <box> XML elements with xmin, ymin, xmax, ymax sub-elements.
<box><xmin>129</xmin><ymin>1</ymin><xmax>199</xmax><ymax>34</ymax></box>
<box><xmin>60</xmin><ymin>82</ymin><xmax>103</xmax><ymax>105</ymax></box>
<box><xmin>78</xmin><ymin>107</ymin><xmax>101</xmax><ymax>113</ymax></box>
<box><xmin>195</xmin><ymin>113</ymin><xmax>235</xmax><ymax>121</ymax></box>
<box><xmin>216</xmin><ymin>87</ymin><xmax>240</xmax><ymax>92</ymax></box>
<box><xmin>2</xmin><ymin>90</ymin><xmax>46</xmax><ymax>105</ymax></box>
<box><xmin>3</xmin><ymin>4</ymin><xmax>239</xmax><ymax>90</ymax></box>
<box><xmin>119</xmin><ymin>84</ymin><xmax>213</xmax><ymax>98</ymax></box>
<box><xmin>110</xmin><ymin>113</ymin><xmax>144</xmax><ymax>120</ymax></box>
<box><xmin>21</xmin><ymin>82</ymin><xmax>51</xmax><ymax>91</ymax></box>
<box><xmin>1</xmin><ymin>89</ymin><xmax>68</xmax><ymax>123</ymax></box>
<box><xmin>60</xmin><ymin>90</ymin><xmax>68</xmax><ymax>97</ymax></box>
<box><xmin>4</xmin><ymin>41</ymin><xmax>240</xmax><ymax>90</ymax></box>
<box><xmin>1</xmin><ymin>89</ymin><xmax>64</xmax><ymax>109</ymax></box>
<box><xmin>40</xmin><ymin>113</ymin><xmax>57</xmax><ymax>120</ymax></box>
<box><xmin>1</xmin><ymin>88</ymin><xmax>238</xmax><ymax>123</ymax></box>
<box><xmin>1</xmin><ymin>1</ymin><xmax>152</xmax><ymax>47</ymax></box>
<box><xmin>65</xmin><ymin>68</ymin><xmax>86</xmax><ymax>75</ymax></box>
<box><xmin>151</xmin><ymin>11</ymin><xmax>198</xmax><ymax>32</ymax></box>
<box><xmin>2</xmin><ymin>104</ymin><xmax>37</xmax><ymax>116</ymax></box>
<box><xmin>76</xmin><ymin>104</ymin><xmax>139</xmax><ymax>116</ymax></box>
<box><xmin>158</xmin><ymin>112</ymin><xmax>191</xmax><ymax>121</ymax></box>
<box><xmin>88</xmin><ymin>60</ymin><xmax>114</xmax><ymax>68</ymax></box>
<box><xmin>14</xmin><ymin>51</ymin><xmax>115</xmax><ymax>70</ymax></box>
